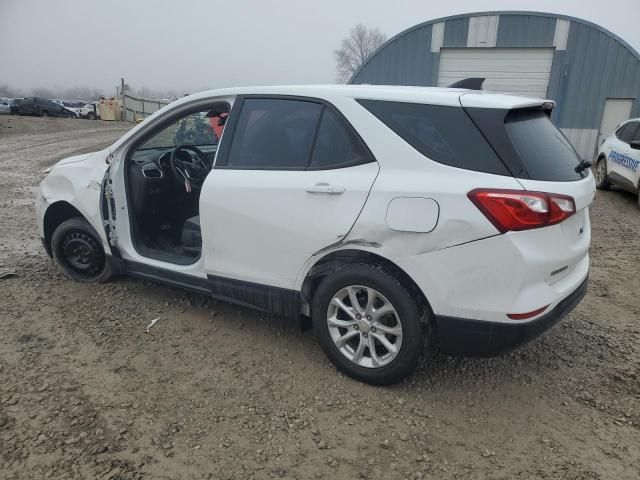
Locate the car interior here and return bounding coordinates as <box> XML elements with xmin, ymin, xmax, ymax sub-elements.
<box><xmin>126</xmin><ymin>103</ymin><xmax>230</xmax><ymax>264</ymax></box>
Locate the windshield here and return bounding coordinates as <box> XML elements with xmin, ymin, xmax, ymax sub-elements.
<box><xmin>139</xmin><ymin>110</ymin><xmax>226</xmax><ymax>150</ymax></box>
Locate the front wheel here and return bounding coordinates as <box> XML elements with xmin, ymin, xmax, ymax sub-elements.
<box><xmin>41</xmin><ymin>111</ymin><xmax>48</xmax><ymax>118</ymax></box>
<box><xmin>312</xmin><ymin>263</ymin><xmax>427</xmax><ymax>385</ymax></box>
<box><xmin>51</xmin><ymin>218</ymin><xmax>113</xmax><ymax>283</ymax></box>
<box><xmin>595</xmin><ymin>156</ymin><xmax>610</xmax><ymax>190</ymax></box>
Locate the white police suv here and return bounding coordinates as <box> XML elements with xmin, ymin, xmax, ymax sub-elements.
<box><xmin>596</xmin><ymin>118</ymin><xmax>640</xmax><ymax>205</ymax></box>
<box><xmin>36</xmin><ymin>85</ymin><xmax>594</xmax><ymax>385</ymax></box>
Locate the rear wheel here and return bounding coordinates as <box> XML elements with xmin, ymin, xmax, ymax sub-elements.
<box><xmin>312</xmin><ymin>263</ymin><xmax>427</xmax><ymax>385</ymax></box>
<box><xmin>595</xmin><ymin>156</ymin><xmax>610</xmax><ymax>190</ymax></box>
<box><xmin>87</xmin><ymin>112</ymin><xmax>96</xmax><ymax>120</ymax></box>
<box><xmin>51</xmin><ymin>218</ymin><xmax>113</xmax><ymax>283</ymax></box>
<box><xmin>41</xmin><ymin>110</ymin><xmax>48</xmax><ymax>118</ymax></box>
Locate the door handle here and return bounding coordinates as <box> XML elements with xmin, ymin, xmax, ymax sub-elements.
<box><xmin>306</xmin><ymin>182</ymin><xmax>345</xmax><ymax>195</ymax></box>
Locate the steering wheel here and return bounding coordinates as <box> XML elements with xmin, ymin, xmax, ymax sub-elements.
<box><xmin>169</xmin><ymin>145</ymin><xmax>209</xmax><ymax>192</ymax></box>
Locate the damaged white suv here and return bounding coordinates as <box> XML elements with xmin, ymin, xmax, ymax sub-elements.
<box><xmin>36</xmin><ymin>85</ymin><xmax>594</xmax><ymax>385</ymax></box>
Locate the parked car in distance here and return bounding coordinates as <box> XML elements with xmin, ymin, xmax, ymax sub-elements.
<box><xmin>36</xmin><ymin>85</ymin><xmax>595</xmax><ymax>385</ymax></box>
<box><xmin>12</xmin><ymin>97</ymin><xmax>77</xmax><ymax>118</ymax></box>
<box><xmin>79</xmin><ymin>102</ymin><xmax>99</xmax><ymax>120</ymax></box>
<box><xmin>0</xmin><ymin>98</ymin><xmax>10</xmax><ymax>115</ymax></box>
<box><xmin>52</xmin><ymin>100</ymin><xmax>80</xmax><ymax>117</ymax></box>
<box><xmin>595</xmin><ymin>118</ymin><xmax>640</xmax><ymax>206</ymax></box>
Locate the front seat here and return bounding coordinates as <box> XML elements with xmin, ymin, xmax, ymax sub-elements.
<box><xmin>181</xmin><ymin>216</ymin><xmax>202</xmax><ymax>254</ymax></box>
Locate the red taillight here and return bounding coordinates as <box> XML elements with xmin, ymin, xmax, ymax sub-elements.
<box><xmin>468</xmin><ymin>189</ymin><xmax>576</xmax><ymax>233</ymax></box>
<box><xmin>507</xmin><ymin>305</ymin><xmax>549</xmax><ymax>320</ymax></box>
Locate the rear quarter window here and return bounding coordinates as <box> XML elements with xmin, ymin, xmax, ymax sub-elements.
<box><xmin>357</xmin><ymin>99</ymin><xmax>509</xmax><ymax>176</ymax></box>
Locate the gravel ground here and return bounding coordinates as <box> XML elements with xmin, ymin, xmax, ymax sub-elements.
<box><xmin>0</xmin><ymin>116</ymin><xmax>639</xmax><ymax>480</ymax></box>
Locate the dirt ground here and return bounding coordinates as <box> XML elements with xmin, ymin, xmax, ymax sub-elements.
<box><xmin>0</xmin><ymin>115</ymin><xmax>639</xmax><ymax>480</ymax></box>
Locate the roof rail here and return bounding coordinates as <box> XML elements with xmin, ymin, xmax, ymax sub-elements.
<box><xmin>449</xmin><ymin>78</ymin><xmax>485</xmax><ymax>90</ymax></box>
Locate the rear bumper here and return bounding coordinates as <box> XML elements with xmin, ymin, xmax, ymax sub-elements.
<box><xmin>436</xmin><ymin>275</ymin><xmax>588</xmax><ymax>357</ymax></box>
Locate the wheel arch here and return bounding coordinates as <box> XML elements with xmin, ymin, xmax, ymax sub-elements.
<box><xmin>43</xmin><ymin>201</ymin><xmax>84</xmax><ymax>256</ymax></box>
<box><xmin>300</xmin><ymin>248</ymin><xmax>435</xmax><ymax>325</ymax></box>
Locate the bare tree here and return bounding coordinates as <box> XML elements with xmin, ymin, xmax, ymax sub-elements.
<box><xmin>31</xmin><ymin>87</ymin><xmax>55</xmax><ymax>99</ymax></box>
<box><xmin>0</xmin><ymin>84</ymin><xmax>22</xmax><ymax>98</ymax></box>
<box><xmin>334</xmin><ymin>24</ymin><xmax>387</xmax><ymax>83</ymax></box>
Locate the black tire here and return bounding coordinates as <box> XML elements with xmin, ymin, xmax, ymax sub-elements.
<box><xmin>51</xmin><ymin>218</ymin><xmax>113</xmax><ymax>283</ymax></box>
<box><xmin>312</xmin><ymin>263</ymin><xmax>427</xmax><ymax>385</ymax></box>
<box><xmin>41</xmin><ymin>110</ymin><xmax>48</xmax><ymax>118</ymax></box>
<box><xmin>87</xmin><ymin>112</ymin><xmax>96</xmax><ymax>120</ymax></box>
<box><xmin>595</xmin><ymin>156</ymin><xmax>610</xmax><ymax>190</ymax></box>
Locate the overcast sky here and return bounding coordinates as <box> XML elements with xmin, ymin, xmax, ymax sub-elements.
<box><xmin>1</xmin><ymin>0</ymin><xmax>638</xmax><ymax>95</ymax></box>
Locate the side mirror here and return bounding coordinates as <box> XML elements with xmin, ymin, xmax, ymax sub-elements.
<box><xmin>630</xmin><ymin>141</ymin><xmax>640</xmax><ymax>150</ymax></box>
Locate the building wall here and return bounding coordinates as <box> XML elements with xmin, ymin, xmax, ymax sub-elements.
<box><xmin>351</xmin><ymin>12</ymin><xmax>640</xmax><ymax>159</ymax></box>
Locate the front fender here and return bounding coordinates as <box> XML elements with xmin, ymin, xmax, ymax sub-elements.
<box><xmin>37</xmin><ymin>150</ymin><xmax>111</xmax><ymax>250</ymax></box>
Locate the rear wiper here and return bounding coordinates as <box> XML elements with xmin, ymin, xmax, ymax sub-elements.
<box><xmin>575</xmin><ymin>159</ymin><xmax>592</xmax><ymax>173</ymax></box>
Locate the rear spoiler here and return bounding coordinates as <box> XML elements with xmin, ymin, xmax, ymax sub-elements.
<box><xmin>459</xmin><ymin>91</ymin><xmax>556</xmax><ymax>114</ymax></box>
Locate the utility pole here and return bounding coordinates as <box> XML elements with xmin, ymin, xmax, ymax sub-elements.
<box><xmin>121</xmin><ymin>77</ymin><xmax>126</xmax><ymax>121</ymax></box>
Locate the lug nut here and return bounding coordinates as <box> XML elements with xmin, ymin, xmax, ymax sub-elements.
<box><xmin>371</xmin><ymin>326</ymin><xmax>376</xmax><ymax>333</ymax></box>
<box><xmin>367</xmin><ymin>315</ymin><xmax>372</xmax><ymax>321</ymax></box>
<box><xmin>363</xmin><ymin>333</ymin><xmax>368</xmax><ymax>338</ymax></box>
<box><xmin>354</xmin><ymin>325</ymin><xmax>359</xmax><ymax>330</ymax></box>
<box><xmin>356</xmin><ymin>314</ymin><xmax>361</xmax><ymax>319</ymax></box>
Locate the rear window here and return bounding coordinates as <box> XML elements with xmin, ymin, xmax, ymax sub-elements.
<box><xmin>504</xmin><ymin>110</ymin><xmax>583</xmax><ymax>181</ymax></box>
<box><xmin>358</xmin><ymin>100</ymin><xmax>509</xmax><ymax>176</ymax></box>
<box><xmin>464</xmin><ymin>107</ymin><xmax>584</xmax><ymax>181</ymax></box>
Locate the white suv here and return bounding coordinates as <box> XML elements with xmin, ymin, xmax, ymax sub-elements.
<box><xmin>595</xmin><ymin>118</ymin><xmax>640</xmax><ymax>205</ymax></box>
<box><xmin>36</xmin><ymin>85</ymin><xmax>594</xmax><ymax>385</ymax></box>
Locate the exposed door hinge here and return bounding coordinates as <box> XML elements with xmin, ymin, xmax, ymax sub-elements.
<box><xmin>107</xmin><ymin>226</ymin><xmax>118</xmax><ymax>246</ymax></box>
<box><xmin>104</xmin><ymin>172</ymin><xmax>118</xmax><ymax>247</ymax></box>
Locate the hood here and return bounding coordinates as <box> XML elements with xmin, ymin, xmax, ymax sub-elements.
<box><xmin>44</xmin><ymin>151</ymin><xmax>98</xmax><ymax>173</ymax></box>
<box><xmin>56</xmin><ymin>151</ymin><xmax>95</xmax><ymax>166</ymax></box>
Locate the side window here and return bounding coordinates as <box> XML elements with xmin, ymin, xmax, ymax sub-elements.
<box><xmin>616</xmin><ymin>123</ymin><xmax>638</xmax><ymax>143</ymax></box>
<box><xmin>633</xmin><ymin>123</ymin><xmax>640</xmax><ymax>142</ymax></box>
<box><xmin>225</xmin><ymin>98</ymin><xmax>322</xmax><ymax>169</ymax></box>
<box><xmin>309</xmin><ymin>109</ymin><xmax>372</xmax><ymax>169</ymax></box>
<box><xmin>358</xmin><ymin>99</ymin><xmax>507</xmax><ymax>175</ymax></box>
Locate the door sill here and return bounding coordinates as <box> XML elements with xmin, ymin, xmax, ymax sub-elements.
<box><xmin>134</xmin><ymin>242</ymin><xmax>201</xmax><ymax>266</ymax></box>
<box><xmin>123</xmin><ymin>260</ymin><xmax>301</xmax><ymax>319</ymax></box>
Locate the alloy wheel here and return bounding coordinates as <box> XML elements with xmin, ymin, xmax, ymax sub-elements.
<box><xmin>596</xmin><ymin>160</ymin><xmax>606</xmax><ymax>184</ymax></box>
<box><xmin>326</xmin><ymin>285</ymin><xmax>403</xmax><ymax>369</ymax></box>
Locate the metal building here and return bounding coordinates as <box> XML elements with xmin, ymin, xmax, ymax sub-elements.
<box><xmin>350</xmin><ymin>11</ymin><xmax>640</xmax><ymax>161</ymax></box>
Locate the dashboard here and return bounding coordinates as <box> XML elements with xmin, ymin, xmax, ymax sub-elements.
<box><xmin>130</xmin><ymin>145</ymin><xmax>218</xmax><ymax>180</ymax></box>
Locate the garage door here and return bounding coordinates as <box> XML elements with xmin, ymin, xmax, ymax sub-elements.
<box><xmin>437</xmin><ymin>48</ymin><xmax>554</xmax><ymax>99</ymax></box>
